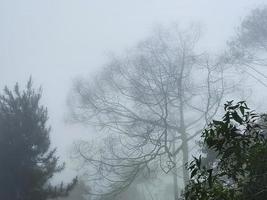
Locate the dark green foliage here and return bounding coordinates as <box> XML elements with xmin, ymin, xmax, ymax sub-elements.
<box><xmin>183</xmin><ymin>101</ymin><xmax>267</xmax><ymax>200</ymax></box>
<box><xmin>0</xmin><ymin>79</ymin><xmax>77</xmax><ymax>200</ymax></box>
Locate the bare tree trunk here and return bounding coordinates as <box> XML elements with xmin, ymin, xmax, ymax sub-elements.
<box><xmin>172</xmin><ymin>145</ymin><xmax>179</xmax><ymax>200</ymax></box>
<box><xmin>178</xmin><ymin>51</ymin><xmax>189</xmax><ymax>185</ymax></box>
<box><xmin>180</xmin><ymin>101</ymin><xmax>189</xmax><ymax>185</ymax></box>
<box><xmin>181</xmin><ymin>132</ymin><xmax>189</xmax><ymax>184</ymax></box>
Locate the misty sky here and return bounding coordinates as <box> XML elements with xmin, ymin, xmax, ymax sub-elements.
<box><xmin>1</xmin><ymin>0</ymin><xmax>266</xmax><ymax>180</ymax></box>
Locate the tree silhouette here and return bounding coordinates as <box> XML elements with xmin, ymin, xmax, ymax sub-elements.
<box><xmin>0</xmin><ymin>78</ymin><xmax>76</xmax><ymax>200</ymax></box>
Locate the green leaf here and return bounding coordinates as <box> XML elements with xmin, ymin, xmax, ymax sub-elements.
<box><xmin>232</xmin><ymin>111</ymin><xmax>243</xmax><ymax>124</ymax></box>
<box><xmin>207</xmin><ymin>169</ymin><xmax>213</xmax><ymax>188</ymax></box>
<box><xmin>191</xmin><ymin>168</ymin><xmax>198</xmax><ymax>178</ymax></box>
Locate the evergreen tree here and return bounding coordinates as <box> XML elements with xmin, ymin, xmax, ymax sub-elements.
<box><xmin>0</xmin><ymin>79</ymin><xmax>76</xmax><ymax>200</ymax></box>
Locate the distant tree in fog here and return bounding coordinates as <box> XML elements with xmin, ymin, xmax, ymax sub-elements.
<box><xmin>0</xmin><ymin>78</ymin><xmax>77</xmax><ymax>200</ymax></box>
<box><xmin>69</xmin><ymin>25</ymin><xmax>234</xmax><ymax>200</ymax></box>
<box><xmin>226</xmin><ymin>5</ymin><xmax>267</xmax><ymax>86</ymax></box>
<box><xmin>56</xmin><ymin>179</ymin><xmax>89</xmax><ymax>200</ymax></box>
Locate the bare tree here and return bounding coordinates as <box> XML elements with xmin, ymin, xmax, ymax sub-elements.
<box><xmin>68</xmin><ymin>25</ymin><xmax>230</xmax><ymax>200</ymax></box>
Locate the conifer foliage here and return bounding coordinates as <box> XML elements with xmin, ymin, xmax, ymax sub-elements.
<box><xmin>0</xmin><ymin>79</ymin><xmax>76</xmax><ymax>200</ymax></box>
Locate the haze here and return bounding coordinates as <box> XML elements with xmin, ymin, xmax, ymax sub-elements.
<box><xmin>1</xmin><ymin>1</ymin><xmax>267</xmax><ymax>199</ymax></box>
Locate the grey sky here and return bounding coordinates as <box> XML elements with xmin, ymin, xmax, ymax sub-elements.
<box><xmin>0</xmin><ymin>0</ymin><xmax>266</xmax><ymax>181</ymax></box>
